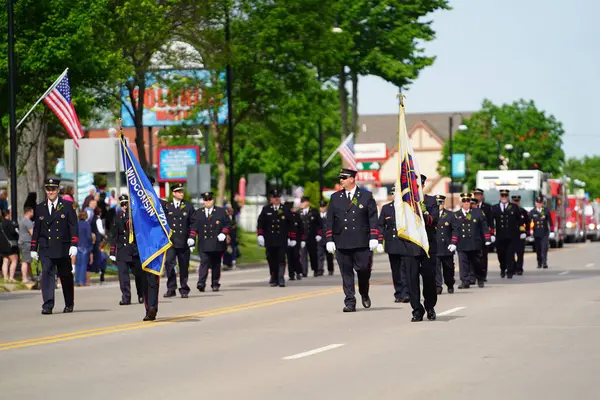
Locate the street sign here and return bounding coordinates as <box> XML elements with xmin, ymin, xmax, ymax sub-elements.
<box><xmin>357</xmin><ymin>161</ymin><xmax>381</xmax><ymax>171</ymax></box>
<box><xmin>356</xmin><ymin>170</ymin><xmax>380</xmax><ymax>182</ymax></box>
<box><xmin>186</xmin><ymin>164</ymin><xmax>211</xmax><ymax>197</ymax></box>
<box><xmin>452</xmin><ymin>153</ymin><xmax>466</xmax><ymax>179</ymax></box>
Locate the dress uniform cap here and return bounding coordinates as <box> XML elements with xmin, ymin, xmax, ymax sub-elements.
<box><xmin>44</xmin><ymin>178</ymin><xmax>60</xmax><ymax>188</ymax></box>
<box><xmin>147</xmin><ymin>175</ymin><xmax>156</xmax><ymax>185</ymax></box>
<box><xmin>535</xmin><ymin>195</ymin><xmax>545</xmax><ymax>203</ymax></box>
<box><xmin>511</xmin><ymin>195</ymin><xmax>521</xmax><ymax>201</ymax></box>
<box><xmin>171</xmin><ymin>183</ymin><xmax>184</xmax><ymax>192</ymax></box>
<box><xmin>300</xmin><ymin>196</ymin><xmax>310</xmax><ymax>203</ymax></box>
<box><xmin>118</xmin><ymin>194</ymin><xmax>129</xmax><ymax>204</ymax></box>
<box><xmin>499</xmin><ymin>189</ymin><xmax>510</xmax><ymax>196</ymax></box>
<box><xmin>202</xmin><ymin>192</ymin><xmax>214</xmax><ymax>201</ymax></box>
<box><xmin>435</xmin><ymin>194</ymin><xmax>446</xmax><ymax>201</ymax></box>
<box><xmin>460</xmin><ymin>192</ymin><xmax>472</xmax><ymax>200</ymax></box>
<box><xmin>270</xmin><ymin>189</ymin><xmax>281</xmax><ymax>198</ymax></box>
<box><xmin>420</xmin><ymin>174</ymin><xmax>427</xmax><ymax>184</ymax></box>
<box><xmin>473</xmin><ymin>188</ymin><xmax>484</xmax><ymax>195</ymax></box>
<box><xmin>470</xmin><ymin>198</ymin><xmax>478</xmax><ymax>204</ymax></box>
<box><xmin>338</xmin><ymin>168</ymin><xmax>357</xmax><ymax>179</ymax></box>
<box><xmin>319</xmin><ymin>200</ymin><xmax>327</xmax><ymax>207</ymax></box>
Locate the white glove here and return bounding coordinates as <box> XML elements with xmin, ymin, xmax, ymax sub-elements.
<box><xmin>447</xmin><ymin>244</ymin><xmax>457</xmax><ymax>253</ymax></box>
<box><xmin>369</xmin><ymin>239</ymin><xmax>378</xmax><ymax>251</ymax></box>
<box><xmin>485</xmin><ymin>241</ymin><xmax>491</xmax><ymax>246</ymax></box>
<box><xmin>326</xmin><ymin>242</ymin><xmax>336</xmax><ymax>254</ymax></box>
<box><xmin>257</xmin><ymin>235</ymin><xmax>265</xmax><ymax>247</ymax></box>
<box><xmin>315</xmin><ymin>235</ymin><xmax>322</xmax><ymax>242</ymax></box>
<box><xmin>491</xmin><ymin>235</ymin><xmax>496</xmax><ymax>243</ymax></box>
<box><xmin>376</xmin><ymin>243</ymin><xmax>384</xmax><ymax>253</ymax></box>
<box><xmin>288</xmin><ymin>239</ymin><xmax>297</xmax><ymax>247</ymax></box>
<box><xmin>301</xmin><ymin>241</ymin><xmax>306</xmax><ymax>248</ymax></box>
<box><xmin>187</xmin><ymin>238</ymin><xmax>195</xmax><ymax>247</ymax></box>
<box><xmin>217</xmin><ymin>233</ymin><xmax>226</xmax><ymax>242</ymax></box>
<box><xmin>69</xmin><ymin>246</ymin><xmax>78</xmax><ymax>257</ymax></box>
<box><xmin>549</xmin><ymin>232</ymin><xmax>555</xmax><ymax>240</ymax></box>
<box><xmin>110</xmin><ymin>255</ymin><xmax>116</xmax><ymax>262</ymax></box>
<box><xmin>31</xmin><ymin>251</ymin><xmax>39</xmax><ymax>261</ymax></box>
<box><xmin>189</xmin><ymin>247</ymin><xmax>195</xmax><ymax>253</ymax></box>
<box><xmin>520</xmin><ymin>233</ymin><xmax>526</xmax><ymax>240</ymax></box>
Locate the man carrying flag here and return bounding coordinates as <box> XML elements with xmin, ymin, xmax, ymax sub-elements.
<box><xmin>119</xmin><ymin>128</ymin><xmax>172</xmax><ymax>321</ymax></box>
<box><xmin>393</xmin><ymin>95</ymin><xmax>439</xmax><ymax>322</ymax></box>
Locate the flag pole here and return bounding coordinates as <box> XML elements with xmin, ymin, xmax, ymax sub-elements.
<box><xmin>322</xmin><ymin>132</ymin><xmax>354</xmax><ymax>168</ymax></box>
<box><xmin>16</xmin><ymin>68</ymin><xmax>69</xmax><ymax>129</ymax></box>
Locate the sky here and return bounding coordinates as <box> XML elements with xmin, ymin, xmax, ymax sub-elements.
<box><xmin>357</xmin><ymin>0</ymin><xmax>599</xmax><ymax>159</ymax></box>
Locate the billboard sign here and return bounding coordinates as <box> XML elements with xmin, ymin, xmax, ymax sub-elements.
<box><xmin>355</xmin><ymin>143</ymin><xmax>387</xmax><ymax>160</ymax></box>
<box><xmin>157</xmin><ymin>146</ymin><xmax>200</xmax><ymax>182</ymax></box>
<box><xmin>452</xmin><ymin>153</ymin><xmax>466</xmax><ymax>179</ymax></box>
<box><xmin>356</xmin><ymin>170</ymin><xmax>380</xmax><ymax>182</ymax></box>
<box><xmin>120</xmin><ymin>69</ymin><xmax>227</xmax><ymax>127</ymax></box>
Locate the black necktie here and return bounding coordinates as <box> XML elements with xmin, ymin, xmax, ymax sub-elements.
<box><xmin>50</xmin><ymin>203</ymin><xmax>55</xmax><ymax>214</ymax></box>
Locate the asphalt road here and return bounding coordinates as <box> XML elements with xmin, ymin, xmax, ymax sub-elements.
<box><xmin>1</xmin><ymin>242</ymin><xmax>600</xmax><ymax>399</ymax></box>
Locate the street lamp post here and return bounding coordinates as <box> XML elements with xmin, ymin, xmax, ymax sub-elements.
<box><xmin>448</xmin><ymin>114</ymin><xmax>467</xmax><ymax>209</ymax></box>
<box><xmin>8</xmin><ymin>0</ymin><xmax>18</xmax><ymax>222</ymax></box>
<box><xmin>225</xmin><ymin>9</ymin><xmax>234</xmax><ymax>207</ymax></box>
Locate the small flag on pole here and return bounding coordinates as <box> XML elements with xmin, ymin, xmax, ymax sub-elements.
<box><xmin>42</xmin><ymin>70</ymin><xmax>84</xmax><ymax>148</ymax></box>
<box><xmin>394</xmin><ymin>94</ymin><xmax>429</xmax><ymax>255</ymax></box>
<box><xmin>338</xmin><ymin>134</ymin><xmax>358</xmax><ymax>170</ymax></box>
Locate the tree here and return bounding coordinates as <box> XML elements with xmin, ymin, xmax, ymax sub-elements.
<box><xmin>564</xmin><ymin>157</ymin><xmax>600</xmax><ymax>198</ymax></box>
<box><xmin>438</xmin><ymin>99</ymin><xmax>566</xmax><ymax>189</ymax></box>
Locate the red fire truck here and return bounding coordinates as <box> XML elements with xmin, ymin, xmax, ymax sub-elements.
<box><xmin>547</xmin><ymin>179</ymin><xmax>567</xmax><ymax>248</ymax></box>
<box><xmin>566</xmin><ymin>193</ymin><xmax>586</xmax><ymax>243</ymax></box>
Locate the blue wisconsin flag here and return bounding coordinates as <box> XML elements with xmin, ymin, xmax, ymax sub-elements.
<box><xmin>120</xmin><ymin>134</ymin><xmax>171</xmax><ymax>275</ymax></box>
<box><xmin>394</xmin><ymin>95</ymin><xmax>429</xmax><ymax>256</ymax></box>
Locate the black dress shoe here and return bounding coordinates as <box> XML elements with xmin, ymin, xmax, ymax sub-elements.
<box><xmin>163</xmin><ymin>291</ymin><xmax>176</xmax><ymax>298</ymax></box>
<box><xmin>501</xmin><ymin>271</ymin><xmax>506</xmax><ymax>278</ymax></box>
<box><xmin>436</xmin><ymin>287</ymin><xmax>443</xmax><ymax>295</ymax></box>
<box><xmin>198</xmin><ymin>286</ymin><xmax>206</xmax><ymax>292</ymax></box>
<box><xmin>458</xmin><ymin>283</ymin><xmax>470</xmax><ymax>289</ymax></box>
<box><xmin>478</xmin><ymin>281</ymin><xmax>485</xmax><ymax>288</ymax></box>
<box><xmin>138</xmin><ymin>296</ymin><xmax>144</xmax><ymax>304</ymax></box>
<box><xmin>296</xmin><ymin>275</ymin><xmax>302</xmax><ymax>280</ymax></box>
<box><xmin>269</xmin><ymin>283</ymin><xmax>277</xmax><ymax>287</ymax></box>
<box><xmin>63</xmin><ymin>306</ymin><xmax>74</xmax><ymax>313</ymax></box>
<box><xmin>426</xmin><ymin>309</ymin><xmax>436</xmax><ymax>321</ymax></box>
<box><xmin>41</xmin><ymin>309</ymin><xmax>52</xmax><ymax>315</ymax></box>
<box><xmin>401</xmin><ymin>297</ymin><xmax>410</xmax><ymax>303</ymax></box>
<box><xmin>537</xmin><ymin>264</ymin><xmax>542</xmax><ymax>269</ymax></box>
<box><xmin>411</xmin><ymin>314</ymin><xmax>424</xmax><ymax>322</ymax></box>
<box><xmin>507</xmin><ymin>274</ymin><xmax>513</xmax><ymax>279</ymax></box>
<box><xmin>212</xmin><ymin>286</ymin><xmax>220</xmax><ymax>292</ymax></box>
<box><xmin>394</xmin><ymin>298</ymin><xmax>403</xmax><ymax>303</ymax></box>
<box><xmin>278</xmin><ymin>283</ymin><xmax>285</xmax><ymax>287</ymax></box>
<box><xmin>289</xmin><ymin>276</ymin><xmax>296</xmax><ymax>281</ymax></box>
<box><xmin>143</xmin><ymin>307</ymin><xmax>157</xmax><ymax>321</ymax></box>
<box><xmin>447</xmin><ymin>287</ymin><xmax>454</xmax><ymax>294</ymax></box>
<box><xmin>119</xmin><ymin>300</ymin><xmax>131</xmax><ymax>306</ymax></box>
<box><xmin>361</xmin><ymin>296</ymin><xmax>371</xmax><ymax>309</ymax></box>
<box><xmin>180</xmin><ymin>293</ymin><xmax>189</xmax><ymax>298</ymax></box>
<box><xmin>516</xmin><ymin>271</ymin><xmax>523</xmax><ymax>276</ymax></box>
<box><xmin>343</xmin><ymin>306</ymin><xmax>356</xmax><ymax>313</ymax></box>
<box><xmin>328</xmin><ymin>271</ymin><xmax>334</xmax><ymax>276</ymax></box>
<box><xmin>542</xmin><ymin>265</ymin><xmax>548</xmax><ymax>269</ymax></box>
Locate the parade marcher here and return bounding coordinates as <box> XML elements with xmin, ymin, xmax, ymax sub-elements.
<box><xmin>108</xmin><ymin>194</ymin><xmax>144</xmax><ymax>306</ymax></box>
<box><xmin>449</xmin><ymin>192</ymin><xmax>491</xmax><ymax>289</ymax></box>
<box><xmin>490</xmin><ymin>189</ymin><xmax>523</xmax><ymax>279</ymax></box>
<box><xmin>512</xmin><ymin>195</ymin><xmax>530</xmax><ymax>275</ymax></box>
<box><xmin>377</xmin><ymin>185</ymin><xmax>410</xmax><ymax>303</ymax></box>
<box><xmin>141</xmin><ymin>175</ymin><xmax>162</xmax><ymax>321</ymax></box>
<box><xmin>325</xmin><ymin>168</ymin><xmax>379</xmax><ymax>313</ymax></box>
<box><xmin>435</xmin><ymin>194</ymin><xmax>456</xmax><ymax>294</ymax></box>
<box><xmin>473</xmin><ymin>188</ymin><xmax>493</xmax><ymax>281</ymax></box>
<box><xmin>317</xmin><ymin>200</ymin><xmax>335</xmax><ymax>275</ymax></box>
<box><xmin>163</xmin><ymin>183</ymin><xmax>196</xmax><ymax>298</ymax></box>
<box><xmin>529</xmin><ymin>196</ymin><xmax>553</xmax><ymax>269</ymax></box>
<box><xmin>195</xmin><ymin>192</ymin><xmax>230</xmax><ymax>292</ymax></box>
<box><xmin>299</xmin><ymin>196</ymin><xmax>323</xmax><ymax>277</ymax></box>
<box><xmin>284</xmin><ymin>201</ymin><xmax>303</xmax><ymax>281</ymax></box>
<box><xmin>257</xmin><ymin>189</ymin><xmax>292</xmax><ymax>287</ymax></box>
<box><xmin>30</xmin><ymin>178</ymin><xmax>79</xmax><ymax>315</ymax></box>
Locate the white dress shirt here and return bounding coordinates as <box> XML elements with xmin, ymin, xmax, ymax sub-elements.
<box><xmin>48</xmin><ymin>199</ymin><xmax>58</xmax><ymax>214</ymax></box>
<box><xmin>205</xmin><ymin>207</ymin><xmax>214</xmax><ymax>218</ymax></box>
<box><xmin>346</xmin><ymin>186</ymin><xmax>357</xmax><ymax>200</ymax></box>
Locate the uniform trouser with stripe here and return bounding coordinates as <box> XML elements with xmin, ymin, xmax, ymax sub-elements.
<box><xmin>496</xmin><ymin>238</ymin><xmax>517</xmax><ymax>275</ymax></box>
<box><xmin>143</xmin><ymin>271</ymin><xmax>160</xmax><ymax>312</ymax></box>
<box><xmin>165</xmin><ymin>247</ymin><xmax>191</xmax><ymax>295</ymax></box>
<box><xmin>266</xmin><ymin>246</ymin><xmax>286</xmax><ymax>285</ymax></box>
<box><xmin>40</xmin><ymin>255</ymin><xmax>74</xmax><ymax>311</ymax></box>
<box><xmin>515</xmin><ymin>239</ymin><xmax>526</xmax><ymax>273</ymax></box>
<box><xmin>388</xmin><ymin>254</ymin><xmax>409</xmax><ymax>300</ymax></box>
<box><xmin>287</xmin><ymin>245</ymin><xmax>302</xmax><ymax>278</ymax></box>
<box><xmin>459</xmin><ymin>250</ymin><xmax>483</xmax><ymax>283</ymax></box>
<box><xmin>405</xmin><ymin>254</ymin><xmax>437</xmax><ymax>316</ymax></box>
<box><xmin>535</xmin><ymin>235</ymin><xmax>549</xmax><ymax>266</ymax></box>
<box><xmin>301</xmin><ymin>242</ymin><xmax>319</xmax><ymax>275</ymax></box>
<box><xmin>198</xmin><ymin>251</ymin><xmax>223</xmax><ymax>289</ymax></box>
<box><xmin>117</xmin><ymin>258</ymin><xmax>143</xmax><ymax>303</ymax></box>
<box><xmin>481</xmin><ymin>246</ymin><xmax>489</xmax><ymax>279</ymax></box>
<box><xmin>335</xmin><ymin>248</ymin><xmax>371</xmax><ymax>307</ymax></box>
<box><xmin>435</xmin><ymin>255</ymin><xmax>456</xmax><ymax>289</ymax></box>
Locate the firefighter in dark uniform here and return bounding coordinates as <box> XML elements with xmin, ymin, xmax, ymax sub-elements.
<box><xmin>325</xmin><ymin>168</ymin><xmax>379</xmax><ymax>312</ymax></box>
<box><xmin>377</xmin><ymin>185</ymin><xmax>410</xmax><ymax>303</ymax></box>
<box><xmin>529</xmin><ymin>196</ymin><xmax>553</xmax><ymax>269</ymax></box>
<box><xmin>512</xmin><ymin>195</ymin><xmax>530</xmax><ymax>275</ymax></box>
<box><xmin>490</xmin><ymin>189</ymin><xmax>523</xmax><ymax>279</ymax></box>
<box><xmin>318</xmin><ymin>200</ymin><xmax>334</xmax><ymax>275</ymax></box>
<box><xmin>299</xmin><ymin>196</ymin><xmax>323</xmax><ymax>277</ymax></box>
<box><xmin>30</xmin><ymin>178</ymin><xmax>79</xmax><ymax>315</ymax></box>
<box><xmin>257</xmin><ymin>189</ymin><xmax>292</xmax><ymax>287</ymax></box>
<box><xmin>284</xmin><ymin>201</ymin><xmax>303</xmax><ymax>281</ymax></box>
<box><xmin>449</xmin><ymin>192</ymin><xmax>491</xmax><ymax>289</ymax></box>
<box><xmin>108</xmin><ymin>194</ymin><xmax>144</xmax><ymax>305</ymax></box>
<box><xmin>435</xmin><ymin>194</ymin><xmax>456</xmax><ymax>294</ymax></box>
<box><xmin>163</xmin><ymin>183</ymin><xmax>196</xmax><ymax>298</ymax></box>
<box><xmin>473</xmin><ymin>188</ymin><xmax>493</xmax><ymax>281</ymax></box>
<box><xmin>195</xmin><ymin>192</ymin><xmax>231</xmax><ymax>291</ymax></box>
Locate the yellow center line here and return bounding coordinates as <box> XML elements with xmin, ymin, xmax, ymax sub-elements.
<box><xmin>0</xmin><ymin>280</ymin><xmax>390</xmax><ymax>352</ymax></box>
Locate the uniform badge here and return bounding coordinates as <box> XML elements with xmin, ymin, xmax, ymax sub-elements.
<box><xmin>359</xmin><ymin>204</ymin><xmax>364</xmax><ymax>209</ymax></box>
<box><xmin>282</xmin><ymin>216</ymin><xmax>286</xmax><ymax>220</ymax></box>
<box><xmin>183</xmin><ymin>212</ymin><xmax>187</xmax><ymax>216</ymax></box>
<box><xmin>445</xmin><ymin>222</ymin><xmax>449</xmax><ymax>226</ymax></box>
<box><xmin>474</xmin><ymin>219</ymin><xmax>477</xmax><ymax>222</ymax></box>
<box><xmin>61</xmin><ymin>214</ymin><xmax>65</xmax><ymax>219</ymax></box>
<box><xmin>216</xmin><ymin>220</ymin><xmax>220</xmax><ymax>224</ymax></box>
<box><xmin>541</xmin><ymin>215</ymin><xmax>545</xmax><ymax>219</ymax></box>
<box><xmin>40</xmin><ymin>216</ymin><xmax>44</xmax><ymax>220</ymax></box>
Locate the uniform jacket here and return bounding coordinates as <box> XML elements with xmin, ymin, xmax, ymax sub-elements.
<box><xmin>319</xmin><ymin>210</ymin><xmax>329</xmax><ymax>246</ymax></box>
<box><xmin>516</xmin><ymin>205</ymin><xmax>530</xmax><ymax>237</ymax></box>
<box><xmin>490</xmin><ymin>202</ymin><xmax>522</xmax><ymax>240</ymax></box>
<box><xmin>423</xmin><ymin>194</ymin><xmax>439</xmax><ymax>254</ymax></box>
<box><xmin>378</xmin><ymin>202</ymin><xmax>421</xmax><ymax>256</ymax></box>
<box><xmin>325</xmin><ymin>187</ymin><xmax>379</xmax><ymax>250</ymax></box>
<box><xmin>436</xmin><ymin>208</ymin><xmax>456</xmax><ymax>257</ymax></box>
<box><xmin>31</xmin><ymin>197</ymin><xmax>78</xmax><ymax>258</ymax></box>
<box><xmin>108</xmin><ymin>210</ymin><xmax>139</xmax><ymax>262</ymax></box>
<box><xmin>164</xmin><ymin>199</ymin><xmax>196</xmax><ymax>248</ymax></box>
<box><xmin>257</xmin><ymin>204</ymin><xmax>292</xmax><ymax>247</ymax></box>
<box><xmin>451</xmin><ymin>208</ymin><xmax>491</xmax><ymax>252</ymax></box>
<box><xmin>529</xmin><ymin>207</ymin><xmax>553</xmax><ymax>238</ymax></box>
<box><xmin>476</xmin><ymin>201</ymin><xmax>493</xmax><ymax>228</ymax></box>
<box><xmin>299</xmin><ymin>207</ymin><xmax>322</xmax><ymax>244</ymax></box>
<box><xmin>195</xmin><ymin>206</ymin><xmax>231</xmax><ymax>253</ymax></box>
<box><xmin>286</xmin><ymin>208</ymin><xmax>304</xmax><ymax>247</ymax></box>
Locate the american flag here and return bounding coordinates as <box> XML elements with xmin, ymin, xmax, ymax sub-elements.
<box><xmin>43</xmin><ymin>71</ymin><xmax>84</xmax><ymax>148</ymax></box>
<box><xmin>337</xmin><ymin>133</ymin><xmax>358</xmax><ymax>170</ymax></box>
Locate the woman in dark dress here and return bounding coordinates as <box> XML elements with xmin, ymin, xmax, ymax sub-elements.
<box><xmin>0</xmin><ymin>209</ymin><xmax>19</xmax><ymax>282</ymax></box>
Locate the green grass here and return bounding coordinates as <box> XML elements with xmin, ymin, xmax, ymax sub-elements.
<box><xmin>236</xmin><ymin>229</ymin><xmax>265</xmax><ymax>265</ymax></box>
